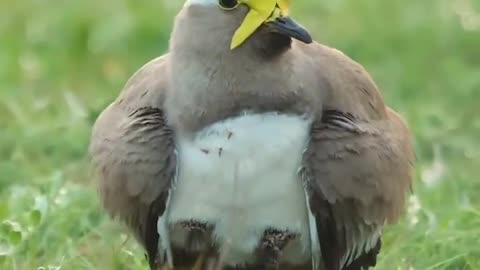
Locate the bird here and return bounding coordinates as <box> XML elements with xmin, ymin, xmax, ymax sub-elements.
<box><xmin>89</xmin><ymin>0</ymin><xmax>414</xmax><ymax>269</ymax></box>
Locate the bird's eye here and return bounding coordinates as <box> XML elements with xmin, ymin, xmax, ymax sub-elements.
<box><xmin>218</xmin><ymin>0</ymin><xmax>239</xmax><ymax>10</ymax></box>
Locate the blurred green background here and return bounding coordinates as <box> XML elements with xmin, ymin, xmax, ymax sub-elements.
<box><xmin>1</xmin><ymin>0</ymin><xmax>479</xmax><ymax>269</ymax></box>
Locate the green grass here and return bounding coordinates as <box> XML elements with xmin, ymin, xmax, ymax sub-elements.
<box><xmin>1</xmin><ymin>0</ymin><xmax>479</xmax><ymax>269</ymax></box>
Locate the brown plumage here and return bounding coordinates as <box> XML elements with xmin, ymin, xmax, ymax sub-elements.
<box><xmin>89</xmin><ymin>2</ymin><xmax>413</xmax><ymax>270</ymax></box>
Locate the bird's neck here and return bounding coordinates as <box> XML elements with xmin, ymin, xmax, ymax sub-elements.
<box><xmin>165</xmin><ymin>46</ymin><xmax>311</xmax><ymax>135</ymax></box>
<box><xmin>165</xmin><ymin>9</ymin><xmax>305</xmax><ymax>134</ymax></box>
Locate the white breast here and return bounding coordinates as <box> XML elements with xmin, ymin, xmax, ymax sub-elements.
<box><xmin>184</xmin><ymin>0</ymin><xmax>217</xmax><ymax>7</ymax></box>
<box><xmin>166</xmin><ymin>112</ymin><xmax>313</xmax><ymax>266</ymax></box>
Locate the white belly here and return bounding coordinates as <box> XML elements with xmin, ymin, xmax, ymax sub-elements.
<box><xmin>165</xmin><ymin>112</ymin><xmax>312</xmax><ymax>266</ymax></box>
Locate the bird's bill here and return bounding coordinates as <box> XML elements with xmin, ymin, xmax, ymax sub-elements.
<box><xmin>266</xmin><ymin>16</ymin><xmax>312</xmax><ymax>44</ymax></box>
<box><xmin>230</xmin><ymin>0</ymin><xmax>312</xmax><ymax>49</ymax></box>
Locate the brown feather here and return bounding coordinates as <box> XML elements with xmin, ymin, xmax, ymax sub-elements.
<box><xmin>302</xmin><ymin>107</ymin><xmax>413</xmax><ymax>269</ymax></box>
<box><xmin>89</xmin><ymin>57</ymin><xmax>176</xmax><ymax>268</ymax></box>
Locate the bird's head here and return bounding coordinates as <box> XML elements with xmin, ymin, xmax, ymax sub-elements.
<box><xmin>221</xmin><ymin>0</ymin><xmax>312</xmax><ymax>49</ymax></box>
<box><xmin>173</xmin><ymin>0</ymin><xmax>312</xmax><ymax>56</ymax></box>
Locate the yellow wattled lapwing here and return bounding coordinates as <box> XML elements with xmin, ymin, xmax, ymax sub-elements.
<box><xmin>90</xmin><ymin>0</ymin><xmax>414</xmax><ymax>269</ymax></box>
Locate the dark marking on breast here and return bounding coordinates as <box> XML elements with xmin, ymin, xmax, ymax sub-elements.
<box><xmin>178</xmin><ymin>220</ymin><xmax>215</xmax><ymax>253</ymax></box>
<box><xmin>255</xmin><ymin>228</ymin><xmax>298</xmax><ymax>269</ymax></box>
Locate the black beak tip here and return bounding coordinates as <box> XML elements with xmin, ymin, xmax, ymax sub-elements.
<box><xmin>267</xmin><ymin>17</ymin><xmax>313</xmax><ymax>45</ymax></box>
<box><xmin>302</xmin><ymin>32</ymin><xmax>313</xmax><ymax>44</ymax></box>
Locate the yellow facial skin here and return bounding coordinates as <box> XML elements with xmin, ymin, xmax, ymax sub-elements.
<box><xmin>230</xmin><ymin>0</ymin><xmax>291</xmax><ymax>49</ymax></box>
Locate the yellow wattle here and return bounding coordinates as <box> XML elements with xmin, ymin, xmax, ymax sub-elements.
<box><xmin>277</xmin><ymin>0</ymin><xmax>290</xmax><ymax>15</ymax></box>
<box><xmin>230</xmin><ymin>9</ymin><xmax>270</xmax><ymax>49</ymax></box>
<box><xmin>230</xmin><ymin>0</ymin><xmax>289</xmax><ymax>49</ymax></box>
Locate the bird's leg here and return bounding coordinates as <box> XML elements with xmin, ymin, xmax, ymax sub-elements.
<box><xmin>153</xmin><ymin>248</ymin><xmax>174</xmax><ymax>270</ymax></box>
<box><xmin>214</xmin><ymin>239</ymin><xmax>231</xmax><ymax>270</ymax></box>
<box><xmin>159</xmin><ymin>263</ymin><xmax>174</xmax><ymax>270</ymax></box>
<box><xmin>191</xmin><ymin>252</ymin><xmax>207</xmax><ymax>270</ymax></box>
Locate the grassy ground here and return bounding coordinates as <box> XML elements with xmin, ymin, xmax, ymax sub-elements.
<box><xmin>1</xmin><ymin>0</ymin><xmax>479</xmax><ymax>269</ymax></box>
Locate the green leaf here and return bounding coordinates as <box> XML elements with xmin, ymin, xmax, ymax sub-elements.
<box><xmin>1</xmin><ymin>220</ymin><xmax>23</xmax><ymax>246</ymax></box>
<box><xmin>30</xmin><ymin>194</ymin><xmax>48</xmax><ymax>225</ymax></box>
<box><xmin>8</xmin><ymin>230</ymin><xmax>21</xmax><ymax>245</ymax></box>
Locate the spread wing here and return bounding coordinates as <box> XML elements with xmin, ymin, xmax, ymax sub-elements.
<box><xmin>302</xmin><ymin>45</ymin><xmax>414</xmax><ymax>270</ymax></box>
<box><xmin>89</xmin><ymin>55</ymin><xmax>175</xmax><ymax>269</ymax></box>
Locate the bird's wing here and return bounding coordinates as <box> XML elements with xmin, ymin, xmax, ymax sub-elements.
<box><xmin>301</xmin><ymin>44</ymin><xmax>414</xmax><ymax>270</ymax></box>
<box><xmin>89</xmin><ymin>55</ymin><xmax>175</xmax><ymax>268</ymax></box>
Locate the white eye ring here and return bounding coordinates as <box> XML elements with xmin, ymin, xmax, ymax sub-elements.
<box><xmin>218</xmin><ymin>0</ymin><xmax>239</xmax><ymax>10</ymax></box>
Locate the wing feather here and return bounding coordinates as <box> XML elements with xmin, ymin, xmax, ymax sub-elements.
<box><xmin>303</xmin><ymin>108</ymin><xmax>413</xmax><ymax>270</ymax></box>
<box><xmin>89</xmin><ymin>55</ymin><xmax>176</xmax><ymax>269</ymax></box>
